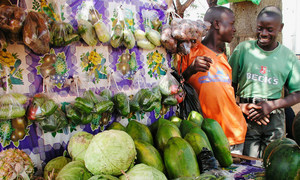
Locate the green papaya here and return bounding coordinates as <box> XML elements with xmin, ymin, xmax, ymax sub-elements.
<box><xmin>187</xmin><ymin>111</ymin><xmax>204</xmax><ymax>126</ymax></box>
<box><xmin>149</xmin><ymin>118</ymin><xmax>170</xmax><ymax>136</ymax></box>
<box><xmin>164</xmin><ymin>137</ymin><xmax>200</xmax><ymax>179</ymax></box>
<box><xmin>202</xmin><ymin>118</ymin><xmax>232</xmax><ymax>167</ymax></box>
<box><xmin>126</xmin><ymin>120</ymin><xmax>153</xmax><ymax>145</ymax></box>
<box><xmin>169</xmin><ymin>116</ymin><xmax>182</xmax><ymax>128</ymax></box>
<box><xmin>107</xmin><ymin>122</ymin><xmax>126</xmax><ymax>131</ymax></box>
<box><xmin>189</xmin><ymin>126</ymin><xmax>212</xmax><ymax>151</ymax></box>
<box><xmin>184</xmin><ymin>132</ymin><xmax>212</xmax><ymax>155</ymax></box>
<box><xmin>155</xmin><ymin>120</ymin><xmax>181</xmax><ymax>152</ymax></box>
<box><xmin>179</xmin><ymin>120</ymin><xmax>198</xmax><ymax>138</ymax></box>
<box><xmin>134</xmin><ymin>140</ymin><xmax>165</xmax><ymax>172</ymax></box>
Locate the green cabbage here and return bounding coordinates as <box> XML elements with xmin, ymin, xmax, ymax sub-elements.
<box><xmin>56</xmin><ymin>161</ymin><xmax>92</xmax><ymax>180</ymax></box>
<box><xmin>119</xmin><ymin>164</ymin><xmax>167</xmax><ymax>180</ymax></box>
<box><xmin>68</xmin><ymin>131</ymin><xmax>93</xmax><ymax>161</ymax></box>
<box><xmin>88</xmin><ymin>174</ymin><xmax>119</xmax><ymax>180</ymax></box>
<box><xmin>84</xmin><ymin>130</ymin><xmax>136</xmax><ymax>176</ymax></box>
<box><xmin>43</xmin><ymin>156</ymin><xmax>71</xmax><ymax>179</ymax></box>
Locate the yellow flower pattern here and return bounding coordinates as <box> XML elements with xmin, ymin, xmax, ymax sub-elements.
<box><xmin>0</xmin><ymin>50</ymin><xmax>15</xmax><ymax>67</ymax></box>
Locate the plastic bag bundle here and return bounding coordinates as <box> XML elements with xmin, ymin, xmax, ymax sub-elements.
<box><xmin>23</xmin><ymin>11</ymin><xmax>50</xmax><ymax>54</ymax></box>
<box><xmin>0</xmin><ymin>93</ymin><xmax>27</xmax><ymax>120</ymax></box>
<box><xmin>161</xmin><ymin>24</ymin><xmax>177</xmax><ymax>53</ymax></box>
<box><xmin>77</xmin><ymin>19</ymin><xmax>98</xmax><ymax>46</ymax></box>
<box><xmin>217</xmin><ymin>0</ymin><xmax>261</xmax><ymax>5</ymax></box>
<box><xmin>161</xmin><ymin>7</ymin><xmax>210</xmax><ymax>54</ymax></box>
<box><xmin>111</xmin><ymin>7</ymin><xmax>124</xmax><ymax>48</ymax></box>
<box><xmin>44</xmin><ymin>1</ymin><xmax>79</xmax><ymax>47</ymax></box>
<box><xmin>0</xmin><ymin>5</ymin><xmax>26</xmax><ymax>34</ymax></box>
<box><xmin>143</xmin><ymin>10</ymin><xmax>161</xmax><ymax>47</ymax></box>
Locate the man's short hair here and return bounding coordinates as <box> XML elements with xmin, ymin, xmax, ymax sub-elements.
<box><xmin>257</xmin><ymin>6</ymin><xmax>282</xmax><ymax>23</ymax></box>
<box><xmin>204</xmin><ymin>6</ymin><xmax>233</xmax><ymax>23</ymax></box>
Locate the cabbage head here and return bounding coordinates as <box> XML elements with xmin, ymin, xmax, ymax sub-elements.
<box><xmin>88</xmin><ymin>174</ymin><xmax>119</xmax><ymax>180</ymax></box>
<box><xmin>43</xmin><ymin>156</ymin><xmax>71</xmax><ymax>179</ymax></box>
<box><xmin>119</xmin><ymin>164</ymin><xmax>167</xmax><ymax>180</ymax></box>
<box><xmin>84</xmin><ymin>130</ymin><xmax>136</xmax><ymax>176</ymax></box>
<box><xmin>56</xmin><ymin>160</ymin><xmax>92</xmax><ymax>180</ymax></box>
<box><xmin>68</xmin><ymin>131</ymin><xmax>93</xmax><ymax>161</ymax></box>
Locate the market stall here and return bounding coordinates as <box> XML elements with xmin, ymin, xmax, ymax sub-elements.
<box><xmin>0</xmin><ymin>0</ymin><xmax>299</xmax><ymax>179</ymax></box>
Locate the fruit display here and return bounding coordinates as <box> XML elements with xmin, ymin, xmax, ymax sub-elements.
<box><xmin>0</xmin><ymin>148</ymin><xmax>34</xmax><ymax>179</ymax></box>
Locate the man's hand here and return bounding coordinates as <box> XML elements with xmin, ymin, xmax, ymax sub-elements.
<box><xmin>182</xmin><ymin>56</ymin><xmax>212</xmax><ymax>80</ymax></box>
<box><xmin>190</xmin><ymin>56</ymin><xmax>213</xmax><ymax>73</ymax></box>
<box><xmin>248</xmin><ymin>101</ymin><xmax>274</xmax><ymax>122</ymax></box>
<box><xmin>239</xmin><ymin>103</ymin><xmax>261</xmax><ymax>116</ymax></box>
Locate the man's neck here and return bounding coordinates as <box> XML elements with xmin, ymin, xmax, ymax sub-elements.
<box><xmin>202</xmin><ymin>34</ymin><xmax>225</xmax><ymax>54</ymax></box>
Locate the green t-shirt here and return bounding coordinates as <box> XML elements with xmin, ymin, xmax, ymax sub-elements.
<box><xmin>229</xmin><ymin>40</ymin><xmax>300</xmax><ymax>99</ymax></box>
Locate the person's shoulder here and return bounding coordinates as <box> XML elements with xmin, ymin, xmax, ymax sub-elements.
<box><xmin>278</xmin><ymin>43</ymin><xmax>298</xmax><ymax>60</ymax></box>
<box><xmin>236</xmin><ymin>40</ymin><xmax>256</xmax><ymax>49</ymax></box>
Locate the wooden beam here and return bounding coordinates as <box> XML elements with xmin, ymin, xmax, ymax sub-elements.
<box><xmin>175</xmin><ymin>0</ymin><xmax>195</xmax><ymax>18</ymax></box>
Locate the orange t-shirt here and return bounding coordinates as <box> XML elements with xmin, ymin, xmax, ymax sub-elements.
<box><xmin>177</xmin><ymin>43</ymin><xmax>247</xmax><ymax>145</ymax></box>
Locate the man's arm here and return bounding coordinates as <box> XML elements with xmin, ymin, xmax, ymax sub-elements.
<box><xmin>248</xmin><ymin>91</ymin><xmax>300</xmax><ymax>121</ymax></box>
<box><xmin>181</xmin><ymin>56</ymin><xmax>212</xmax><ymax>80</ymax></box>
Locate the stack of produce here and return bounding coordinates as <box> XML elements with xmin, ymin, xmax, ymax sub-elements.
<box><xmin>42</xmin><ymin>110</ymin><xmax>232</xmax><ymax>179</ymax></box>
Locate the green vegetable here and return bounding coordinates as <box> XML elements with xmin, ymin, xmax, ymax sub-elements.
<box><xmin>137</xmin><ymin>39</ymin><xmax>155</xmax><ymax>50</ymax></box>
<box><xmin>39</xmin><ymin>108</ymin><xmax>68</xmax><ymax>132</ymax></box>
<box><xmin>68</xmin><ymin>131</ymin><xmax>93</xmax><ymax>161</ymax></box>
<box><xmin>265</xmin><ymin>144</ymin><xmax>300</xmax><ymax>180</ymax></box>
<box><xmin>66</xmin><ymin>105</ymin><xmax>81</xmax><ymax>125</ymax></box>
<box><xmin>56</xmin><ymin>161</ymin><xmax>92</xmax><ymax>180</ymax></box>
<box><xmin>119</xmin><ymin>164</ymin><xmax>167</xmax><ymax>180</ymax></box>
<box><xmin>100</xmin><ymin>89</ymin><xmax>112</xmax><ymax>100</ymax></box>
<box><xmin>88</xmin><ymin>175</ymin><xmax>119</xmax><ymax>180</ymax></box>
<box><xmin>162</xmin><ymin>95</ymin><xmax>177</xmax><ymax>106</ymax></box>
<box><xmin>41</xmin><ymin>99</ymin><xmax>58</xmax><ymax>116</ymax></box>
<box><xmin>107</xmin><ymin>122</ymin><xmax>126</xmax><ymax>131</ymax></box>
<box><xmin>134</xmin><ymin>29</ymin><xmax>147</xmax><ymax>41</ymax></box>
<box><xmin>94</xmin><ymin>100</ymin><xmax>114</xmax><ymax>114</ymax></box>
<box><xmin>110</xmin><ymin>24</ymin><xmax>123</xmax><ymax>48</ymax></box>
<box><xmin>0</xmin><ymin>93</ymin><xmax>27</xmax><ymax>105</ymax></box>
<box><xmin>81</xmin><ymin>113</ymin><xmax>95</xmax><ymax>125</ymax></box>
<box><xmin>78</xmin><ymin>19</ymin><xmax>98</xmax><ymax>46</ymax></box>
<box><xmin>126</xmin><ymin>120</ymin><xmax>153</xmax><ymax>145</ymax></box>
<box><xmin>94</xmin><ymin>20</ymin><xmax>111</xmax><ymax>43</ymax></box>
<box><xmin>123</xmin><ymin>29</ymin><xmax>135</xmax><ymax>49</ymax></box>
<box><xmin>83</xmin><ymin>90</ymin><xmax>101</xmax><ymax>104</ymax></box>
<box><xmin>134</xmin><ymin>140</ymin><xmax>165</xmax><ymax>172</ymax></box>
<box><xmin>164</xmin><ymin>137</ymin><xmax>200</xmax><ymax>179</ymax></box>
<box><xmin>187</xmin><ymin>111</ymin><xmax>204</xmax><ymax>126</ymax></box>
<box><xmin>44</xmin><ymin>156</ymin><xmax>71</xmax><ymax>179</ymax></box>
<box><xmin>113</xmin><ymin>93</ymin><xmax>130</xmax><ymax>116</ymax></box>
<box><xmin>74</xmin><ymin>97</ymin><xmax>94</xmax><ymax>114</ymax></box>
<box><xmin>145</xmin><ymin>29</ymin><xmax>161</xmax><ymax>46</ymax></box>
<box><xmin>84</xmin><ymin>130</ymin><xmax>136</xmax><ymax>176</ymax></box>
<box><xmin>202</xmin><ymin>118</ymin><xmax>233</xmax><ymax>167</ymax></box>
<box><xmin>50</xmin><ymin>22</ymin><xmax>80</xmax><ymax>47</ymax></box>
<box><xmin>0</xmin><ymin>105</ymin><xmax>25</xmax><ymax>120</ymax></box>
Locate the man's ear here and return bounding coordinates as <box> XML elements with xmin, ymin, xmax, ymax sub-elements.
<box><xmin>279</xmin><ymin>23</ymin><xmax>284</xmax><ymax>32</ymax></box>
<box><xmin>213</xmin><ymin>20</ymin><xmax>220</xmax><ymax>30</ymax></box>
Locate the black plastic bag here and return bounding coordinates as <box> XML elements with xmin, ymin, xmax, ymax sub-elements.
<box><xmin>171</xmin><ymin>68</ymin><xmax>202</xmax><ymax>120</ymax></box>
<box><xmin>197</xmin><ymin>147</ymin><xmax>219</xmax><ymax>173</ymax></box>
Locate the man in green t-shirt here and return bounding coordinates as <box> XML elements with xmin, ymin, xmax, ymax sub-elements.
<box><xmin>229</xmin><ymin>6</ymin><xmax>300</xmax><ymax>158</ymax></box>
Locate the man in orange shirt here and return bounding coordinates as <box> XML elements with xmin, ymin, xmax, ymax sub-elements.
<box><xmin>178</xmin><ymin>6</ymin><xmax>253</xmax><ymax>154</ymax></box>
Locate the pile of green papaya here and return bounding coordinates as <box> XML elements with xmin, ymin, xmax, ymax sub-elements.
<box><xmin>107</xmin><ymin>110</ymin><xmax>233</xmax><ymax>179</ymax></box>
